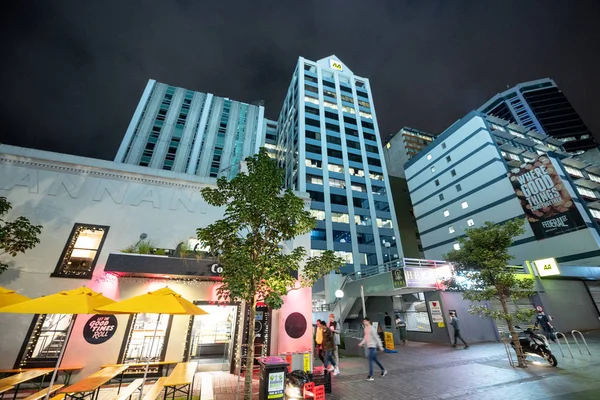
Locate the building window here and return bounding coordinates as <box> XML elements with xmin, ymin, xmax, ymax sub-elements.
<box><xmin>427</xmin><ymin>154</ymin><xmax>432</xmax><ymax>160</ymax></box>
<box><xmin>439</xmin><ymin>193</ymin><xmax>444</xmax><ymax>201</ymax></box>
<box><xmin>52</xmin><ymin>224</ymin><xmax>109</xmax><ymax>279</ymax></box>
<box><xmin>310</xmin><ymin>209</ymin><xmax>326</xmax><ymax>220</ymax></box>
<box><xmin>564</xmin><ymin>166</ymin><xmax>584</xmax><ymax>178</ymax></box>
<box><xmin>443</xmin><ymin>210</ymin><xmax>450</xmax><ymax>217</ymax></box>
<box><xmin>461</xmin><ymin>201</ymin><xmax>469</xmax><ymax>209</ymax></box>
<box><xmin>435</xmin><ymin>179</ymin><xmax>440</xmax><ymax>186</ymax></box>
<box><xmin>17</xmin><ymin>314</ymin><xmax>75</xmax><ymax>368</ymax></box>
<box><xmin>308</xmin><ymin>175</ymin><xmax>323</xmax><ymax>185</ymax></box>
<box><xmin>329</xmin><ymin>178</ymin><xmax>346</xmax><ymax>189</ymax></box>
<box><xmin>589</xmin><ymin>174</ymin><xmax>600</xmax><ymax>184</ymax></box>
<box><xmin>467</xmin><ymin>219</ymin><xmax>475</xmax><ymax>226</ymax></box>
<box><xmin>577</xmin><ymin>187</ymin><xmax>597</xmax><ymax>199</ymax></box>
<box><xmin>456</xmin><ymin>184</ymin><xmax>462</xmax><ymax>192</ymax></box>
<box><xmin>449</xmin><ymin>226</ymin><xmax>455</xmax><ymax>234</ymax></box>
<box><xmin>354</xmin><ymin>214</ymin><xmax>372</xmax><ymax>226</ymax></box>
<box><xmin>331</xmin><ymin>213</ymin><xmax>350</xmax><ymax>224</ymax></box>
<box><xmin>590</xmin><ymin>209</ymin><xmax>600</xmax><ymax>219</ymax></box>
<box><xmin>442</xmin><ymin>143</ymin><xmax>447</xmax><ymax>149</ymax></box>
<box><xmin>376</xmin><ymin>218</ymin><xmax>393</xmax><ymax>229</ymax></box>
<box><xmin>431</xmin><ymin>166</ymin><xmax>436</xmax><ymax>173</ymax></box>
<box><xmin>386</xmin><ymin>142</ymin><xmax>391</xmax><ymax>149</ymax></box>
<box><xmin>451</xmin><ymin>169</ymin><xmax>457</xmax><ymax>177</ymax></box>
<box><xmin>446</xmin><ymin>156</ymin><xmax>452</xmax><ymax>163</ymax></box>
<box><xmin>121</xmin><ymin>314</ymin><xmax>172</xmax><ymax>364</ymax></box>
<box><xmin>328</xmin><ymin>164</ymin><xmax>344</xmax><ymax>174</ymax></box>
<box><xmin>453</xmin><ymin>243</ymin><xmax>460</xmax><ymax>250</ymax></box>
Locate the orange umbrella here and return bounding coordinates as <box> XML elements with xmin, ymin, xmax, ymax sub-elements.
<box><xmin>0</xmin><ymin>286</ymin><xmax>30</xmax><ymax>307</ymax></box>
<box><xmin>96</xmin><ymin>287</ymin><xmax>207</xmax><ymax>397</ymax></box>
<box><xmin>0</xmin><ymin>286</ymin><xmax>116</xmax><ymax>400</ymax></box>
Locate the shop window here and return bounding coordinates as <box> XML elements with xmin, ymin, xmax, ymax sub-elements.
<box><xmin>120</xmin><ymin>314</ymin><xmax>172</xmax><ymax>365</ymax></box>
<box><xmin>52</xmin><ymin>224</ymin><xmax>109</xmax><ymax>279</ymax></box>
<box><xmin>397</xmin><ymin>292</ymin><xmax>432</xmax><ymax>332</ymax></box>
<box><xmin>17</xmin><ymin>314</ymin><xmax>74</xmax><ymax>368</ymax></box>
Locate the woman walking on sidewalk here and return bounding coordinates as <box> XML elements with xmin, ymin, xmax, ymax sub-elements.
<box><xmin>358</xmin><ymin>317</ymin><xmax>387</xmax><ymax>381</ymax></box>
<box><xmin>320</xmin><ymin>321</ymin><xmax>340</xmax><ymax>375</ymax></box>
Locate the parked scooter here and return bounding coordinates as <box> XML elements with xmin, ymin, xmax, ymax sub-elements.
<box><xmin>511</xmin><ymin>325</ymin><xmax>558</xmax><ymax>367</ymax></box>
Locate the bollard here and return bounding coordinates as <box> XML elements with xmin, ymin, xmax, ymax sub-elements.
<box><xmin>571</xmin><ymin>330</ymin><xmax>592</xmax><ymax>355</ymax></box>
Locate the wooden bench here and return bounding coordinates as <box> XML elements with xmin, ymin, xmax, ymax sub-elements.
<box><xmin>162</xmin><ymin>362</ymin><xmax>198</xmax><ymax>400</ymax></box>
<box><xmin>200</xmin><ymin>374</ymin><xmax>213</xmax><ymax>400</ymax></box>
<box><xmin>49</xmin><ymin>395</ymin><xmax>65</xmax><ymax>400</ymax></box>
<box><xmin>0</xmin><ymin>385</ymin><xmax>14</xmax><ymax>400</ymax></box>
<box><xmin>141</xmin><ymin>377</ymin><xmax>167</xmax><ymax>400</ymax></box>
<box><xmin>109</xmin><ymin>379</ymin><xmax>143</xmax><ymax>400</ymax></box>
<box><xmin>23</xmin><ymin>384</ymin><xmax>64</xmax><ymax>400</ymax></box>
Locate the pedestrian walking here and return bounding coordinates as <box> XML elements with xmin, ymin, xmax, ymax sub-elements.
<box><xmin>315</xmin><ymin>319</ymin><xmax>325</xmax><ymax>364</ymax></box>
<box><xmin>358</xmin><ymin>317</ymin><xmax>387</xmax><ymax>381</ymax></box>
<box><xmin>328</xmin><ymin>313</ymin><xmax>341</xmax><ymax>364</ymax></box>
<box><xmin>449</xmin><ymin>311</ymin><xmax>469</xmax><ymax>349</ymax></box>
<box><xmin>320</xmin><ymin>321</ymin><xmax>340</xmax><ymax>375</ymax></box>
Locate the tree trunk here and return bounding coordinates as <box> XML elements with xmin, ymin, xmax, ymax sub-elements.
<box><xmin>244</xmin><ymin>297</ymin><xmax>258</xmax><ymax>400</ymax></box>
<box><xmin>499</xmin><ymin>294</ymin><xmax>526</xmax><ymax>368</ymax></box>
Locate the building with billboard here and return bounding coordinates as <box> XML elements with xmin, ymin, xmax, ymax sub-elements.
<box><xmin>274</xmin><ymin>55</ymin><xmax>403</xmax><ymax>274</ymax></box>
<box><xmin>478</xmin><ymin>78</ymin><xmax>597</xmax><ymax>153</ymax></box>
<box><xmin>404</xmin><ymin>111</ymin><xmax>600</xmax><ymax>333</ymax></box>
<box><xmin>115</xmin><ymin>80</ymin><xmax>265</xmax><ymax>180</ymax></box>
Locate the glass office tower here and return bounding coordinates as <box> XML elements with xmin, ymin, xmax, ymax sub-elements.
<box><xmin>275</xmin><ymin>55</ymin><xmax>403</xmax><ymax>274</ymax></box>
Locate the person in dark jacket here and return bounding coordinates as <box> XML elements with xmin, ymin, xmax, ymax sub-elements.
<box><xmin>449</xmin><ymin>311</ymin><xmax>469</xmax><ymax>349</ymax></box>
<box><xmin>319</xmin><ymin>320</ymin><xmax>340</xmax><ymax>375</ymax></box>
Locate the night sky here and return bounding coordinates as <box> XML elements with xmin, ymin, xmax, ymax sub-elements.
<box><xmin>1</xmin><ymin>1</ymin><xmax>599</xmax><ymax>160</ymax></box>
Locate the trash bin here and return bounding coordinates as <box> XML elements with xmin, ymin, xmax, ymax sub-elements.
<box><xmin>258</xmin><ymin>356</ymin><xmax>289</xmax><ymax>400</ymax></box>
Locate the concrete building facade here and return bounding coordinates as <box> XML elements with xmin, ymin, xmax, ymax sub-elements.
<box><xmin>274</xmin><ymin>55</ymin><xmax>403</xmax><ymax>274</ymax></box>
<box><xmin>115</xmin><ymin>80</ymin><xmax>265</xmax><ymax>180</ymax></box>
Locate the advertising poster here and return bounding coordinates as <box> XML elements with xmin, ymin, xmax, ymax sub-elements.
<box><xmin>507</xmin><ymin>156</ymin><xmax>586</xmax><ymax>240</ymax></box>
<box><xmin>429</xmin><ymin>301</ymin><xmax>444</xmax><ymax>323</ymax></box>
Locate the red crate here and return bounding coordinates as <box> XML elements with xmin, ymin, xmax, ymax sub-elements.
<box><xmin>303</xmin><ymin>382</ymin><xmax>315</xmax><ymax>398</ymax></box>
<box><xmin>314</xmin><ymin>385</ymin><xmax>325</xmax><ymax>400</ymax></box>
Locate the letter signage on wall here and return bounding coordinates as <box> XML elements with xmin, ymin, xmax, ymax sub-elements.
<box><xmin>507</xmin><ymin>155</ymin><xmax>586</xmax><ymax>240</ymax></box>
<box><xmin>329</xmin><ymin>59</ymin><xmax>343</xmax><ymax>71</ymax></box>
<box><xmin>533</xmin><ymin>257</ymin><xmax>561</xmax><ymax>277</ymax></box>
<box><xmin>83</xmin><ymin>314</ymin><xmax>118</xmax><ymax>344</ymax></box>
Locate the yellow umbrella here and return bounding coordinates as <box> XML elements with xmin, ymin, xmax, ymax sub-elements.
<box><xmin>96</xmin><ymin>287</ymin><xmax>208</xmax><ymax>397</ymax></box>
<box><xmin>0</xmin><ymin>286</ymin><xmax>116</xmax><ymax>400</ymax></box>
<box><xmin>0</xmin><ymin>286</ymin><xmax>30</xmax><ymax>307</ymax></box>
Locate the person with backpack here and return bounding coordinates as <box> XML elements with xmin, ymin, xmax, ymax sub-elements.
<box><xmin>358</xmin><ymin>317</ymin><xmax>387</xmax><ymax>381</ymax></box>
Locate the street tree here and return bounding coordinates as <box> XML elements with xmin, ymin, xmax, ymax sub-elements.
<box><xmin>0</xmin><ymin>197</ymin><xmax>43</xmax><ymax>274</ymax></box>
<box><xmin>443</xmin><ymin>218</ymin><xmax>535</xmax><ymax>368</ymax></box>
<box><xmin>197</xmin><ymin>149</ymin><xmax>344</xmax><ymax>399</ymax></box>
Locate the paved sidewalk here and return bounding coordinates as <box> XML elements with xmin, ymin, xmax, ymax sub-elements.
<box><xmin>207</xmin><ymin>330</ymin><xmax>600</xmax><ymax>399</ymax></box>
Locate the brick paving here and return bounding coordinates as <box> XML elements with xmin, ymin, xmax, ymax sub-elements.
<box><xmin>211</xmin><ymin>330</ymin><xmax>600</xmax><ymax>399</ymax></box>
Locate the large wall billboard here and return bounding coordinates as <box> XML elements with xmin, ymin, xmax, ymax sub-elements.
<box><xmin>508</xmin><ymin>155</ymin><xmax>586</xmax><ymax>240</ymax></box>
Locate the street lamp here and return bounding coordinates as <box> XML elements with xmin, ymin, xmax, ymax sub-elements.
<box><xmin>335</xmin><ymin>289</ymin><xmax>344</xmax><ymax>299</ymax></box>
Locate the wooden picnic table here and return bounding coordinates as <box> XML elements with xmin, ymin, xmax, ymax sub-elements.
<box><xmin>0</xmin><ymin>385</ymin><xmax>14</xmax><ymax>400</ymax></box>
<box><xmin>162</xmin><ymin>362</ymin><xmax>198</xmax><ymax>400</ymax></box>
<box><xmin>100</xmin><ymin>361</ymin><xmax>178</xmax><ymax>377</ymax></box>
<box><xmin>0</xmin><ymin>366</ymin><xmax>84</xmax><ymax>385</ymax></box>
<box><xmin>0</xmin><ymin>370</ymin><xmax>53</xmax><ymax>400</ymax></box>
<box><xmin>59</xmin><ymin>366</ymin><xmax>128</xmax><ymax>400</ymax></box>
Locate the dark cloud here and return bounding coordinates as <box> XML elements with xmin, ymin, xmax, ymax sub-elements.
<box><xmin>1</xmin><ymin>0</ymin><xmax>599</xmax><ymax>159</ymax></box>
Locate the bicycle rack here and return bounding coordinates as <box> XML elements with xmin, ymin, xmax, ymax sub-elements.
<box><xmin>571</xmin><ymin>330</ymin><xmax>592</xmax><ymax>355</ymax></box>
<box><xmin>499</xmin><ymin>331</ymin><xmax>519</xmax><ymax>368</ymax></box>
<box><xmin>554</xmin><ymin>332</ymin><xmax>574</xmax><ymax>358</ymax></box>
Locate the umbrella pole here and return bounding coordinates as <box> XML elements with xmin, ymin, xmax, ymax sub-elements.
<box><xmin>44</xmin><ymin>317</ymin><xmax>75</xmax><ymax>400</ymax></box>
<box><xmin>139</xmin><ymin>314</ymin><xmax>161</xmax><ymax>400</ymax></box>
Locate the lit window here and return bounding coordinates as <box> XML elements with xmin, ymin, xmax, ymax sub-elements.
<box><xmin>376</xmin><ymin>218</ymin><xmax>393</xmax><ymax>229</ymax></box>
<box><xmin>446</xmin><ymin>156</ymin><xmax>451</xmax><ymax>163</ymax></box>
<box><xmin>354</xmin><ymin>215</ymin><xmax>371</xmax><ymax>226</ymax></box>
<box><xmin>467</xmin><ymin>219</ymin><xmax>474</xmax><ymax>226</ymax></box>
<box><xmin>564</xmin><ymin>166</ymin><xmax>584</xmax><ymax>178</ymax></box>
<box><xmin>589</xmin><ymin>174</ymin><xmax>600</xmax><ymax>183</ymax></box>
<box><xmin>335</xmin><ymin>251</ymin><xmax>353</xmax><ymax>264</ymax></box>
<box><xmin>323</xmin><ymin>101</ymin><xmax>338</xmax><ymax>110</ymax></box>
<box><xmin>449</xmin><ymin>226</ymin><xmax>455</xmax><ymax>234</ymax></box>
<box><xmin>490</xmin><ymin>123</ymin><xmax>505</xmax><ymax>131</ymax></box>
<box><xmin>349</xmin><ymin>167</ymin><xmax>365</xmax><ymax>177</ymax></box>
<box><xmin>304</xmin><ymin>96</ymin><xmax>320</xmax><ymax>105</ymax></box>
<box><xmin>456</xmin><ymin>184</ymin><xmax>462</xmax><ymax>192</ymax></box>
<box><xmin>329</xmin><ymin>178</ymin><xmax>346</xmax><ymax>189</ymax></box>
<box><xmin>461</xmin><ymin>202</ymin><xmax>469</xmax><ymax>209</ymax></box>
<box><xmin>453</xmin><ymin>243</ymin><xmax>460</xmax><ymax>251</ymax></box>
<box><xmin>431</xmin><ymin>166</ymin><xmax>436</xmax><ymax>173</ymax></box>
<box><xmin>577</xmin><ymin>187</ymin><xmax>597</xmax><ymax>199</ymax></box>
<box><xmin>328</xmin><ymin>164</ymin><xmax>344</xmax><ymax>174</ymax></box>
<box><xmin>590</xmin><ymin>209</ymin><xmax>600</xmax><ymax>219</ymax></box>
<box><xmin>331</xmin><ymin>213</ymin><xmax>350</xmax><ymax>224</ymax></box>
<box><xmin>310</xmin><ymin>210</ymin><xmax>326</xmax><ymax>220</ymax></box>
<box><xmin>359</xmin><ymin>111</ymin><xmax>373</xmax><ymax>119</ymax></box>
<box><xmin>508</xmin><ymin>130</ymin><xmax>525</xmax><ymax>139</ymax></box>
<box><xmin>18</xmin><ymin>314</ymin><xmax>74</xmax><ymax>367</ymax></box>
<box><xmin>309</xmin><ymin>175</ymin><xmax>323</xmax><ymax>185</ymax></box>
<box><xmin>427</xmin><ymin>154</ymin><xmax>432</xmax><ymax>160</ymax></box>
<box><xmin>386</xmin><ymin>142</ymin><xmax>391</xmax><ymax>149</ymax></box>
<box><xmin>305</xmin><ymin>159</ymin><xmax>322</xmax><ymax>169</ymax></box>
<box><xmin>443</xmin><ymin>210</ymin><xmax>450</xmax><ymax>217</ymax></box>
<box><xmin>52</xmin><ymin>224</ymin><xmax>109</xmax><ymax>278</ymax></box>
<box><xmin>310</xmin><ymin>249</ymin><xmax>325</xmax><ymax>257</ymax></box>
<box><xmin>439</xmin><ymin>193</ymin><xmax>444</xmax><ymax>201</ymax></box>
